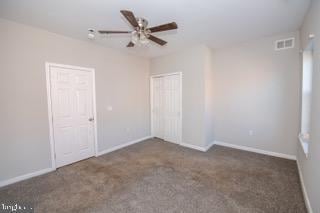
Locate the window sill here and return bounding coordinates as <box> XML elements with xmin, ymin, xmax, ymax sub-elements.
<box><xmin>299</xmin><ymin>134</ymin><xmax>309</xmax><ymax>158</ymax></box>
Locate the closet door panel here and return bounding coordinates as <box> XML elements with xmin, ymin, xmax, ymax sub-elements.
<box><xmin>152</xmin><ymin>77</ymin><xmax>164</xmax><ymax>138</ymax></box>
<box><xmin>163</xmin><ymin>74</ymin><xmax>180</xmax><ymax>144</ymax></box>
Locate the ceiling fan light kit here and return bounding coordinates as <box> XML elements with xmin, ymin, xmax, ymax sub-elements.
<box><xmin>98</xmin><ymin>10</ymin><xmax>178</xmax><ymax>47</ymax></box>
<box><xmin>131</xmin><ymin>31</ymin><xmax>149</xmax><ymax>45</ymax></box>
<box><xmin>87</xmin><ymin>28</ymin><xmax>95</xmax><ymax>40</ymax></box>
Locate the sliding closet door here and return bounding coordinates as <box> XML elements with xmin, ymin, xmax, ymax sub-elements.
<box><xmin>151</xmin><ymin>73</ymin><xmax>181</xmax><ymax>144</ymax></box>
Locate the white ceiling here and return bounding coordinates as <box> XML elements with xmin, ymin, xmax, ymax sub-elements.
<box><xmin>0</xmin><ymin>0</ymin><xmax>310</xmax><ymax>58</ymax></box>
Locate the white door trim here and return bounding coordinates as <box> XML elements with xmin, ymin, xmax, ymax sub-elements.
<box><xmin>151</xmin><ymin>72</ymin><xmax>182</xmax><ymax>78</ymax></box>
<box><xmin>45</xmin><ymin>62</ymin><xmax>98</xmax><ymax>170</ymax></box>
<box><xmin>150</xmin><ymin>72</ymin><xmax>182</xmax><ymax>144</ymax></box>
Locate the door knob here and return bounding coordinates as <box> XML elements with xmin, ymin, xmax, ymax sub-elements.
<box><xmin>88</xmin><ymin>118</ymin><xmax>94</xmax><ymax>122</ymax></box>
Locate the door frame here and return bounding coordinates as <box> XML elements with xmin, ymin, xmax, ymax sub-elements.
<box><xmin>45</xmin><ymin>62</ymin><xmax>98</xmax><ymax>170</ymax></box>
<box><xmin>150</xmin><ymin>72</ymin><xmax>182</xmax><ymax>144</ymax></box>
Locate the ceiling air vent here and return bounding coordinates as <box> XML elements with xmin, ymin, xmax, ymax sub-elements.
<box><xmin>275</xmin><ymin>38</ymin><xmax>295</xmax><ymax>51</ymax></box>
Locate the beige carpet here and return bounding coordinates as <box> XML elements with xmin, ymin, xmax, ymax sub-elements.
<box><xmin>0</xmin><ymin>138</ymin><xmax>306</xmax><ymax>213</ymax></box>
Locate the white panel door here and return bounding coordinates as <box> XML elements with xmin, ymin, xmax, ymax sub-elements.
<box><xmin>50</xmin><ymin>66</ymin><xmax>95</xmax><ymax>168</ymax></box>
<box><xmin>152</xmin><ymin>77</ymin><xmax>164</xmax><ymax>139</ymax></box>
<box><xmin>151</xmin><ymin>73</ymin><xmax>181</xmax><ymax>144</ymax></box>
<box><xmin>163</xmin><ymin>74</ymin><xmax>181</xmax><ymax>144</ymax></box>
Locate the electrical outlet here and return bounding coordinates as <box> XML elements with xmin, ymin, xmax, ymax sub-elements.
<box><xmin>249</xmin><ymin>130</ymin><xmax>254</xmax><ymax>136</ymax></box>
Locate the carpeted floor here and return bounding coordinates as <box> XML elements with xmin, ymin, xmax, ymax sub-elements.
<box><xmin>0</xmin><ymin>138</ymin><xmax>306</xmax><ymax>213</ymax></box>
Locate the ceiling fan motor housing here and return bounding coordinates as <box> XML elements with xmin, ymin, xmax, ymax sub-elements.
<box><xmin>134</xmin><ymin>17</ymin><xmax>151</xmax><ymax>41</ymax></box>
<box><xmin>136</xmin><ymin>17</ymin><xmax>148</xmax><ymax>29</ymax></box>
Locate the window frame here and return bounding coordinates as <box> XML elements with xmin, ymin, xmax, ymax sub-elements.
<box><xmin>299</xmin><ymin>38</ymin><xmax>315</xmax><ymax>157</ymax></box>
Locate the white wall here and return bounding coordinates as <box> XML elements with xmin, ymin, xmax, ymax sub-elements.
<box><xmin>212</xmin><ymin>32</ymin><xmax>301</xmax><ymax>156</ymax></box>
<box><xmin>298</xmin><ymin>0</ymin><xmax>320</xmax><ymax>212</ymax></box>
<box><xmin>0</xmin><ymin>19</ymin><xmax>150</xmax><ymax>182</ymax></box>
<box><xmin>204</xmin><ymin>47</ymin><xmax>215</xmax><ymax>146</ymax></box>
<box><xmin>150</xmin><ymin>45</ymin><xmax>212</xmax><ymax>148</ymax></box>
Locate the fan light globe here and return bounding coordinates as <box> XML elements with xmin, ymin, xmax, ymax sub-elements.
<box><xmin>131</xmin><ymin>31</ymin><xmax>150</xmax><ymax>45</ymax></box>
<box><xmin>131</xmin><ymin>31</ymin><xmax>139</xmax><ymax>44</ymax></box>
<box><xmin>139</xmin><ymin>33</ymin><xmax>150</xmax><ymax>44</ymax></box>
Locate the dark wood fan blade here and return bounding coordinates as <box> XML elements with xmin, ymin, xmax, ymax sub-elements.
<box><xmin>148</xmin><ymin>22</ymin><xmax>178</xmax><ymax>33</ymax></box>
<box><xmin>127</xmin><ymin>41</ymin><xmax>134</xmax><ymax>47</ymax></box>
<box><xmin>98</xmin><ymin>30</ymin><xmax>131</xmax><ymax>34</ymax></box>
<box><xmin>120</xmin><ymin>10</ymin><xmax>139</xmax><ymax>28</ymax></box>
<box><xmin>148</xmin><ymin>34</ymin><xmax>167</xmax><ymax>46</ymax></box>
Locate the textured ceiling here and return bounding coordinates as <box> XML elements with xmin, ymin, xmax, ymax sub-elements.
<box><xmin>0</xmin><ymin>0</ymin><xmax>310</xmax><ymax>58</ymax></box>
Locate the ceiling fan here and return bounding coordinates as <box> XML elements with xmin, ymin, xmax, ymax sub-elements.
<box><xmin>98</xmin><ymin>10</ymin><xmax>178</xmax><ymax>47</ymax></box>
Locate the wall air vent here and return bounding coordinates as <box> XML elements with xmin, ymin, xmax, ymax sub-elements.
<box><xmin>275</xmin><ymin>38</ymin><xmax>295</xmax><ymax>51</ymax></box>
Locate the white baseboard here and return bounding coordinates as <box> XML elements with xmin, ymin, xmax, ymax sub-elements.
<box><xmin>0</xmin><ymin>167</ymin><xmax>55</xmax><ymax>188</ymax></box>
<box><xmin>206</xmin><ymin>141</ymin><xmax>215</xmax><ymax>151</ymax></box>
<box><xmin>297</xmin><ymin>160</ymin><xmax>313</xmax><ymax>213</ymax></box>
<box><xmin>0</xmin><ymin>136</ymin><xmax>152</xmax><ymax>188</ymax></box>
<box><xmin>97</xmin><ymin>136</ymin><xmax>152</xmax><ymax>156</ymax></box>
<box><xmin>204</xmin><ymin>141</ymin><xmax>215</xmax><ymax>151</ymax></box>
<box><xmin>180</xmin><ymin>143</ymin><xmax>207</xmax><ymax>152</ymax></box>
<box><xmin>214</xmin><ymin>141</ymin><xmax>297</xmax><ymax>160</ymax></box>
<box><xmin>180</xmin><ymin>141</ymin><xmax>215</xmax><ymax>152</ymax></box>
